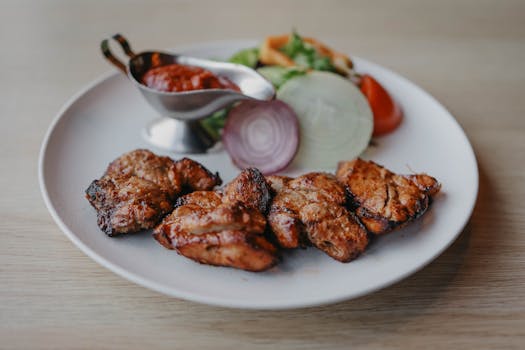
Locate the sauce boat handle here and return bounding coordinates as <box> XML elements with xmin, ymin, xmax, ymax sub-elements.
<box><xmin>100</xmin><ymin>34</ymin><xmax>136</xmax><ymax>74</ymax></box>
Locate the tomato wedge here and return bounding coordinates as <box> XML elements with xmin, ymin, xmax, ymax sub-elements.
<box><xmin>360</xmin><ymin>74</ymin><xmax>403</xmax><ymax>136</ymax></box>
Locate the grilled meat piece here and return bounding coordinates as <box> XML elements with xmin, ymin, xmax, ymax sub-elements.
<box><xmin>86</xmin><ymin>149</ymin><xmax>221</xmax><ymax>235</ymax></box>
<box><xmin>106</xmin><ymin>149</ymin><xmax>182</xmax><ymax>199</ymax></box>
<box><xmin>154</xmin><ymin>169</ymin><xmax>278</xmax><ymax>272</ymax></box>
<box><xmin>266</xmin><ymin>175</ymin><xmax>292</xmax><ymax>193</ymax></box>
<box><xmin>406</xmin><ymin>174</ymin><xmax>442</xmax><ymax>197</ymax></box>
<box><xmin>85</xmin><ymin>175</ymin><xmax>172</xmax><ymax>236</ymax></box>
<box><xmin>106</xmin><ymin>150</ymin><xmax>221</xmax><ymax>199</ymax></box>
<box><xmin>175</xmin><ymin>157</ymin><xmax>222</xmax><ymax>193</ymax></box>
<box><xmin>162</xmin><ymin>191</ymin><xmax>266</xmax><ymax>235</ymax></box>
<box><xmin>155</xmin><ymin>227</ymin><xmax>277</xmax><ymax>272</ymax></box>
<box><xmin>336</xmin><ymin>158</ymin><xmax>441</xmax><ymax>235</ymax></box>
<box><xmin>222</xmin><ymin>168</ymin><xmax>272</xmax><ymax>213</ymax></box>
<box><xmin>267</xmin><ymin>173</ymin><xmax>369</xmax><ymax>262</ymax></box>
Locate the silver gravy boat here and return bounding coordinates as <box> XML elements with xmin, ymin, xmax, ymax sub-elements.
<box><xmin>101</xmin><ymin>34</ymin><xmax>275</xmax><ymax>153</ymax></box>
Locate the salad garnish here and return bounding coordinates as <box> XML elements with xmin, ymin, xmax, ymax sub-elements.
<box><xmin>201</xmin><ymin>31</ymin><xmax>403</xmax><ymax>174</ymax></box>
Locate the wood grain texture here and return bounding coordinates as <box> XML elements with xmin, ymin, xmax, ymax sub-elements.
<box><xmin>1</xmin><ymin>0</ymin><xmax>524</xmax><ymax>348</ymax></box>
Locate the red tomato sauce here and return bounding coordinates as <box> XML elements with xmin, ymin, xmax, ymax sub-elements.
<box><xmin>141</xmin><ymin>63</ymin><xmax>240</xmax><ymax>93</ymax></box>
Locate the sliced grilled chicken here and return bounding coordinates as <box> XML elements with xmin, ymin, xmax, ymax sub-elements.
<box><xmin>267</xmin><ymin>173</ymin><xmax>369</xmax><ymax>262</ymax></box>
<box><xmin>154</xmin><ymin>169</ymin><xmax>278</xmax><ymax>272</ymax></box>
<box><xmin>85</xmin><ymin>175</ymin><xmax>172</xmax><ymax>236</ymax></box>
<box><xmin>336</xmin><ymin>158</ymin><xmax>440</xmax><ymax>235</ymax></box>
<box><xmin>86</xmin><ymin>149</ymin><xmax>221</xmax><ymax>235</ymax></box>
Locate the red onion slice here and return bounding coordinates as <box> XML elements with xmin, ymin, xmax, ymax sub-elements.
<box><xmin>222</xmin><ymin>100</ymin><xmax>300</xmax><ymax>175</ymax></box>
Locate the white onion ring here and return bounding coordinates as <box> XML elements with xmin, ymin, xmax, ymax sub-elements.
<box><xmin>223</xmin><ymin>100</ymin><xmax>300</xmax><ymax>175</ymax></box>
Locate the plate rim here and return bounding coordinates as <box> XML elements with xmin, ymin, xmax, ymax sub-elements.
<box><xmin>39</xmin><ymin>39</ymin><xmax>479</xmax><ymax>309</ymax></box>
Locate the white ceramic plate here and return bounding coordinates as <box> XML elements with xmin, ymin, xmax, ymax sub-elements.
<box><xmin>39</xmin><ymin>40</ymin><xmax>478</xmax><ymax>309</ymax></box>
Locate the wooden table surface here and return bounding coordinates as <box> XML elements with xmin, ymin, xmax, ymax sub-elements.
<box><xmin>1</xmin><ymin>0</ymin><xmax>524</xmax><ymax>348</ymax></box>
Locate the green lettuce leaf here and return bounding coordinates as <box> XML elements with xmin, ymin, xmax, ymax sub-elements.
<box><xmin>280</xmin><ymin>31</ymin><xmax>336</xmax><ymax>72</ymax></box>
<box><xmin>200</xmin><ymin>108</ymin><xmax>229</xmax><ymax>141</ymax></box>
<box><xmin>228</xmin><ymin>48</ymin><xmax>259</xmax><ymax>68</ymax></box>
<box><xmin>256</xmin><ymin>66</ymin><xmax>307</xmax><ymax>89</ymax></box>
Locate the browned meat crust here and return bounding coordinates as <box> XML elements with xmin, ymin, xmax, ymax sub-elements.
<box><xmin>155</xmin><ymin>228</ymin><xmax>277</xmax><ymax>272</ymax></box>
<box><xmin>85</xmin><ymin>149</ymin><xmax>221</xmax><ymax>236</ymax></box>
<box><xmin>266</xmin><ymin>175</ymin><xmax>293</xmax><ymax>193</ymax></box>
<box><xmin>336</xmin><ymin>158</ymin><xmax>441</xmax><ymax>235</ymax></box>
<box><xmin>106</xmin><ymin>150</ymin><xmax>221</xmax><ymax>199</ymax></box>
<box><xmin>106</xmin><ymin>149</ymin><xmax>182</xmax><ymax>199</ymax></box>
<box><xmin>267</xmin><ymin>172</ymin><xmax>369</xmax><ymax>262</ymax></box>
<box><xmin>85</xmin><ymin>175</ymin><xmax>172</xmax><ymax>236</ymax></box>
<box><xmin>222</xmin><ymin>168</ymin><xmax>272</xmax><ymax>213</ymax></box>
<box><xmin>154</xmin><ymin>169</ymin><xmax>278</xmax><ymax>272</ymax></box>
<box><xmin>86</xmin><ymin>149</ymin><xmax>441</xmax><ymax>269</ymax></box>
<box><xmin>175</xmin><ymin>157</ymin><xmax>222</xmax><ymax>193</ymax></box>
